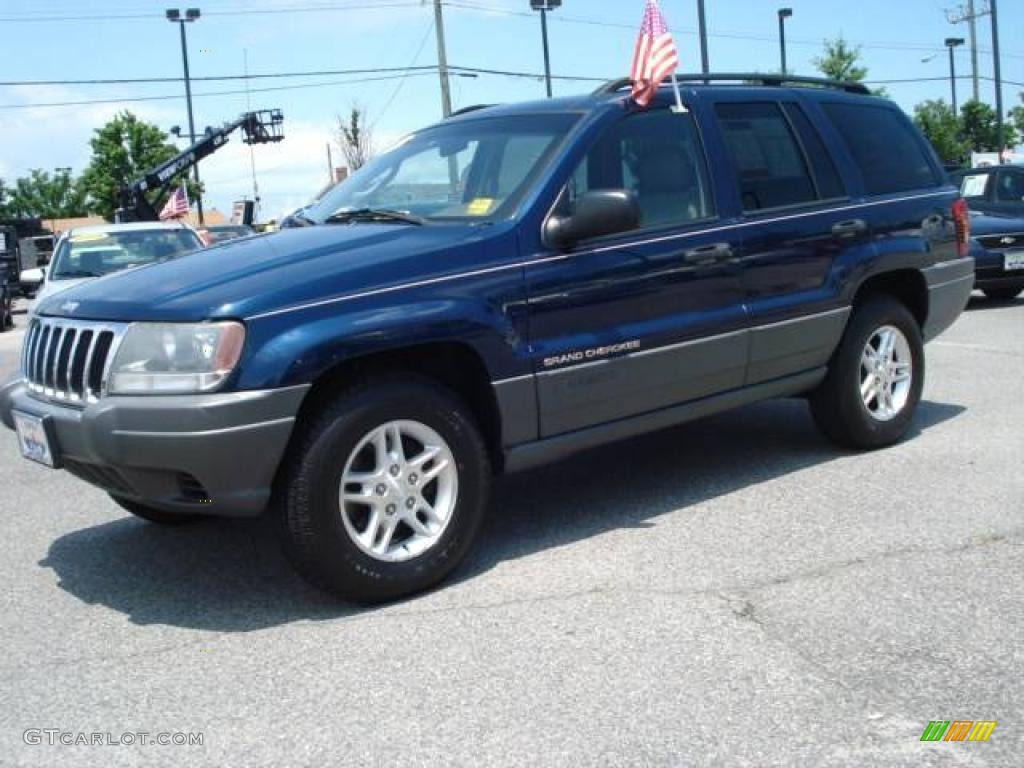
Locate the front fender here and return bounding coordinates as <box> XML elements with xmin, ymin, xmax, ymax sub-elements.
<box><xmin>235</xmin><ymin>290</ymin><xmax>526</xmax><ymax>391</ymax></box>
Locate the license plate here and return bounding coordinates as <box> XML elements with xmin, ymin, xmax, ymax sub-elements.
<box><xmin>1005</xmin><ymin>251</ymin><xmax>1024</xmax><ymax>271</ymax></box>
<box><xmin>12</xmin><ymin>411</ymin><xmax>57</xmax><ymax>467</ymax></box>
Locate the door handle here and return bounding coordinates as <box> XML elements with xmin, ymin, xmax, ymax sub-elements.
<box><xmin>831</xmin><ymin>219</ymin><xmax>868</xmax><ymax>239</ymax></box>
<box><xmin>683</xmin><ymin>243</ymin><xmax>733</xmax><ymax>265</ymax></box>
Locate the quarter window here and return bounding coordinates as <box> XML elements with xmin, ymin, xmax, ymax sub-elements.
<box><xmin>822</xmin><ymin>102</ymin><xmax>940</xmax><ymax>195</ymax></box>
<box><xmin>715</xmin><ymin>102</ymin><xmax>819</xmax><ymax>211</ymax></box>
<box><xmin>565</xmin><ymin>109</ymin><xmax>714</xmax><ymax>230</ymax></box>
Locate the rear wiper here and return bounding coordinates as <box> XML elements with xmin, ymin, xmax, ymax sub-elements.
<box><xmin>324</xmin><ymin>208</ymin><xmax>426</xmax><ymax>226</ymax></box>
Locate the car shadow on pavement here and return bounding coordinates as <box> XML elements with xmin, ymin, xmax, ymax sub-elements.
<box><xmin>39</xmin><ymin>398</ymin><xmax>965</xmax><ymax>631</ymax></box>
<box><xmin>965</xmin><ymin>294</ymin><xmax>1022</xmax><ymax>311</ymax></box>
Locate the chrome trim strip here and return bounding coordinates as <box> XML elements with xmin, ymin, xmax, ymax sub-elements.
<box><xmin>492</xmin><ymin>373</ymin><xmax>536</xmax><ymax>387</ymax></box>
<box><xmin>81</xmin><ymin>331</ymin><xmax>100</xmax><ymax>402</ymax></box>
<box><xmin>248</xmin><ymin>190</ymin><xmax>952</xmax><ymax>321</ymax></box>
<box><xmin>535</xmin><ymin>328</ymin><xmax>748</xmax><ymax>378</ymax></box>
<box><xmin>750</xmin><ymin>306</ymin><xmax>850</xmax><ymax>332</ymax></box>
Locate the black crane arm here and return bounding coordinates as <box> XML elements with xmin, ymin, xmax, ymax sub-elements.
<box><xmin>116</xmin><ymin>109</ymin><xmax>283</xmax><ymax>222</ymax></box>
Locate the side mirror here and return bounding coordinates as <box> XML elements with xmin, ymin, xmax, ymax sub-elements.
<box><xmin>544</xmin><ymin>190</ymin><xmax>641</xmax><ymax>250</ymax></box>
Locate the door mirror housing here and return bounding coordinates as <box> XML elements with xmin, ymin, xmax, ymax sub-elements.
<box><xmin>545</xmin><ymin>190</ymin><xmax>641</xmax><ymax>250</ymax></box>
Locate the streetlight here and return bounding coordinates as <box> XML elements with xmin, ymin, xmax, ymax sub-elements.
<box><xmin>778</xmin><ymin>8</ymin><xmax>793</xmax><ymax>75</ymax></box>
<box><xmin>530</xmin><ymin>1</ymin><xmax>561</xmax><ymax>98</ymax></box>
<box><xmin>165</xmin><ymin>8</ymin><xmax>203</xmax><ymax>225</ymax></box>
<box><xmin>945</xmin><ymin>37</ymin><xmax>965</xmax><ymax>115</ymax></box>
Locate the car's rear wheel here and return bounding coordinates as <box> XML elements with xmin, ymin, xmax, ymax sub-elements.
<box><xmin>109</xmin><ymin>494</ymin><xmax>209</xmax><ymax>525</ymax></box>
<box><xmin>810</xmin><ymin>296</ymin><xmax>924</xmax><ymax>450</ymax></box>
<box><xmin>981</xmin><ymin>286</ymin><xmax>1022</xmax><ymax>301</ymax></box>
<box><xmin>0</xmin><ymin>285</ymin><xmax>12</xmax><ymax>332</ymax></box>
<box><xmin>279</xmin><ymin>375</ymin><xmax>490</xmax><ymax>602</ymax></box>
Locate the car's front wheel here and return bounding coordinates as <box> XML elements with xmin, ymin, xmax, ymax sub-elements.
<box><xmin>810</xmin><ymin>295</ymin><xmax>924</xmax><ymax>450</ymax></box>
<box><xmin>280</xmin><ymin>376</ymin><xmax>490</xmax><ymax>602</ymax></box>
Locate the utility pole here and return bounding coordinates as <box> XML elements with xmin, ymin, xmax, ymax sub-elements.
<box><xmin>990</xmin><ymin>0</ymin><xmax>1004</xmax><ymax>162</ymax></box>
<box><xmin>696</xmin><ymin>0</ymin><xmax>709</xmax><ymax>77</ymax></box>
<box><xmin>432</xmin><ymin>0</ymin><xmax>452</xmax><ymax>118</ymax></box>
<box><xmin>945</xmin><ymin>0</ymin><xmax>988</xmax><ymax>103</ymax></box>
<box><xmin>530</xmin><ymin>1</ymin><xmax>561</xmax><ymax>99</ymax></box>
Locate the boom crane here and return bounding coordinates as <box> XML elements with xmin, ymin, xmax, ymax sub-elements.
<box><xmin>115</xmin><ymin>109</ymin><xmax>284</xmax><ymax>223</ymax></box>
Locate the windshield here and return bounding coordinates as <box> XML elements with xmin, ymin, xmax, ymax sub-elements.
<box><xmin>50</xmin><ymin>228</ymin><xmax>202</xmax><ymax>280</ymax></box>
<box><xmin>304</xmin><ymin>113</ymin><xmax>579</xmax><ymax>224</ymax></box>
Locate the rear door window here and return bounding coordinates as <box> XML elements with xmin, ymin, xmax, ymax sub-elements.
<box><xmin>821</xmin><ymin>102</ymin><xmax>940</xmax><ymax>195</ymax></box>
<box><xmin>714</xmin><ymin>102</ymin><xmax>819</xmax><ymax>212</ymax></box>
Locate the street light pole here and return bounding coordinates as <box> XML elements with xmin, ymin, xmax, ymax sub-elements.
<box><xmin>166</xmin><ymin>8</ymin><xmax>203</xmax><ymax>225</ymax></box>
<box><xmin>696</xmin><ymin>0</ymin><xmax>709</xmax><ymax>77</ymax></box>
<box><xmin>945</xmin><ymin>38</ymin><xmax>964</xmax><ymax>116</ymax></box>
<box><xmin>530</xmin><ymin>1</ymin><xmax>561</xmax><ymax>99</ymax></box>
<box><xmin>778</xmin><ymin>8</ymin><xmax>792</xmax><ymax>75</ymax></box>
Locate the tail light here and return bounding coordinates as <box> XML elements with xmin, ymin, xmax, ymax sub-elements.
<box><xmin>952</xmin><ymin>198</ymin><xmax>970</xmax><ymax>258</ymax></box>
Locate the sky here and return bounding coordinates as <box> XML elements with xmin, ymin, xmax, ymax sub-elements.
<box><xmin>1</xmin><ymin>0</ymin><xmax>1022</xmax><ymax>221</ymax></box>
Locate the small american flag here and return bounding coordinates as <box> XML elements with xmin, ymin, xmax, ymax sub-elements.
<box><xmin>159</xmin><ymin>184</ymin><xmax>190</xmax><ymax>220</ymax></box>
<box><xmin>630</xmin><ymin>0</ymin><xmax>680</xmax><ymax>108</ymax></box>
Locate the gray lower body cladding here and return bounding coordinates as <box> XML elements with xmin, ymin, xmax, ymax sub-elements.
<box><xmin>0</xmin><ymin>381</ymin><xmax>310</xmax><ymax>516</ymax></box>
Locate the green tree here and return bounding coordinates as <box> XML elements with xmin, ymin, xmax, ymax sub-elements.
<box><xmin>913</xmin><ymin>100</ymin><xmax>968</xmax><ymax>165</ymax></box>
<box><xmin>0</xmin><ymin>178</ymin><xmax>9</xmax><ymax>218</ymax></box>
<box><xmin>79</xmin><ymin>111</ymin><xmax>200</xmax><ymax>221</ymax></box>
<box><xmin>6</xmin><ymin>168</ymin><xmax>88</xmax><ymax>219</ymax></box>
<box><xmin>960</xmin><ymin>99</ymin><xmax>1020</xmax><ymax>152</ymax></box>
<box><xmin>1010</xmin><ymin>94</ymin><xmax>1024</xmax><ymax>143</ymax></box>
<box><xmin>813</xmin><ymin>37</ymin><xmax>887</xmax><ymax>97</ymax></box>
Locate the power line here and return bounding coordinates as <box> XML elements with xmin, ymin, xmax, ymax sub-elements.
<box><xmin>0</xmin><ymin>2</ymin><xmax>422</xmax><ymax>23</ymax></box>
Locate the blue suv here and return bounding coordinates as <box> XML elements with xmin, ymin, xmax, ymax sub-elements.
<box><xmin>1</xmin><ymin>75</ymin><xmax>974</xmax><ymax>601</ymax></box>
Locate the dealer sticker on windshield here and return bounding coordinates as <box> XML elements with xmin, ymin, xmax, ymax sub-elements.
<box><xmin>466</xmin><ymin>198</ymin><xmax>496</xmax><ymax>216</ymax></box>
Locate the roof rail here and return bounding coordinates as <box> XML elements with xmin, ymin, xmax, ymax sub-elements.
<box><xmin>594</xmin><ymin>73</ymin><xmax>871</xmax><ymax>96</ymax></box>
<box><xmin>448</xmin><ymin>104</ymin><xmax>497</xmax><ymax>118</ymax></box>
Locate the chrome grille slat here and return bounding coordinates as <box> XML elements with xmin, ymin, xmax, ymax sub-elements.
<box><xmin>21</xmin><ymin>318</ymin><xmax>128</xmax><ymax>407</ymax></box>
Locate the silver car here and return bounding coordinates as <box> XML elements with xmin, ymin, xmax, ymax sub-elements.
<box><xmin>32</xmin><ymin>221</ymin><xmax>204</xmax><ymax>312</ymax></box>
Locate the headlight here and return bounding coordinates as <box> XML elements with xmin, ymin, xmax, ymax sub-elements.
<box><xmin>108</xmin><ymin>321</ymin><xmax>245</xmax><ymax>394</ymax></box>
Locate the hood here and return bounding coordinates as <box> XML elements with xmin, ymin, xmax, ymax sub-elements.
<box><xmin>968</xmin><ymin>211</ymin><xmax>1024</xmax><ymax>237</ymax></box>
<box><xmin>29</xmin><ymin>276</ymin><xmax>94</xmax><ymax>315</ymax></box>
<box><xmin>35</xmin><ymin>223</ymin><xmax>505</xmax><ymax>322</ymax></box>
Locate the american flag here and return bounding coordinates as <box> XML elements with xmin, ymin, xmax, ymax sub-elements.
<box><xmin>630</xmin><ymin>0</ymin><xmax>680</xmax><ymax>108</ymax></box>
<box><xmin>159</xmin><ymin>184</ymin><xmax>190</xmax><ymax>220</ymax></box>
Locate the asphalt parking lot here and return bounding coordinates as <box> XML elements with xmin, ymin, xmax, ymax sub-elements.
<box><xmin>0</xmin><ymin>297</ymin><xmax>1021</xmax><ymax>767</ymax></box>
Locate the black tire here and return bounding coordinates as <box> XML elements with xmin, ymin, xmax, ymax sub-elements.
<box><xmin>0</xmin><ymin>288</ymin><xmax>12</xmax><ymax>332</ymax></box>
<box><xmin>110</xmin><ymin>495</ymin><xmax>209</xmax><ymax>525</ymax></box>
<box><xmin>982</xmin><ymin>286</ymin><xmax>1022</xmax><ymax>301</ymax></box>
<box><xmin>809</xmin><ymin>295</ymin><xmax>925</xmax><ymax>450</ymax></box>
<box><xmin>279</xmin><ymin>375</ymin><xmax>491</xmax><ymax>602</ymax></box>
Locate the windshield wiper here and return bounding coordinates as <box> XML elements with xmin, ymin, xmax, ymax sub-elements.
<box><xmin>324</xmin><ymin>208</ymin><xmax>426</xmax><ymax>226</ymax></box>
<box><xmin>53</xmin><ymin>270</ymin><xmax>103</xmax><ymax>278</ymax></box>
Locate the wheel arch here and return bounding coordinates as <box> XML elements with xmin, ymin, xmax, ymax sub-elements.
<box><xmin>850</xmin><ymin>268</ymin><xmax>929</xmax><ymax>328</ymax></box>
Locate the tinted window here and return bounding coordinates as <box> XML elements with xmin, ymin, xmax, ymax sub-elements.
<box><xmin>782</xmin><ymin>103</ymin><xmax>845</xmax><ymax>200</ymax></box>
<box><xmin>996</xmin><ymin>170</ymin><xmax>1024</xmax><ymax>202</ymax></box>
<box><xmin>565</xmin><ymin>110</ymin><xmax>714</xmax><ymax>229</ymax></box>
<box><xmin>822</xmin><ymin>103</ymin><xmax>940</xmax><ymax>195</ymax></box>
<box><xmin>715</xmin><ymin>102</ymin><xmax>817</xmax><ymax>211</ymax></box>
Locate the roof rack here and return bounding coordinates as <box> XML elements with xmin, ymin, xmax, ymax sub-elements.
<box><xmin>594</xmin><ymin>73</ymin><xmax>871</xmax><ymax>96</ymax></box>
<box><xmin>448</xmin><ymin>104</ymin><xmax>497</xmax><ymax>118</ymax></box>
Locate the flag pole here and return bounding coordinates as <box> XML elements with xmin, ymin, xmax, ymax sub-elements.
<box><xmin>669</xmin><ymin>71</ymin><xmax>686</xmax><ymax>113</ymax></box>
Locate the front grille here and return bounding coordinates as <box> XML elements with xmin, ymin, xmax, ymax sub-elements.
<box><xmin>976</xmin><ymin>232</ymin><xmax>1024</xmax><ymax>251</ymax></box>
<box><xmin>22</xmin><ymin>317</ymin><xmax>127</xmax><ymax>405</ymax></box>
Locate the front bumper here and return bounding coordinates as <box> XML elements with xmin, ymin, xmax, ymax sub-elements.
<box><xmin>974</xmin><ymin>259</ymin><xmax>1024</xmax><ymax>291</ymax></box>
<box><xmin>1</xmin><ymin>380</ymin><xmax>309</xmax><ymax>517</ymax></box>
<box><xmin>921</xmin><ymin>257</ymin><xmax>974</xmax><ymax>342</ymax></box>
